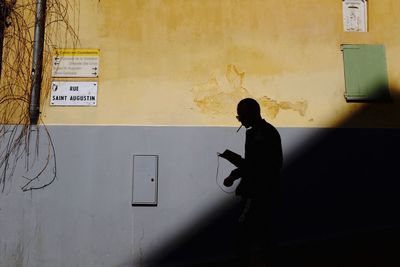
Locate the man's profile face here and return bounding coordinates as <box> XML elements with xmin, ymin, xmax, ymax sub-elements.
<box><xmin>236</xmin><ymin>105</ymin><xmax>252</xmax><ymax>128</ymax></box>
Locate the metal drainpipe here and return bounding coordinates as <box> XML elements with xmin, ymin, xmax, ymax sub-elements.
<box><xmin>29</xmin><ymin>0</ymin><xmax>47</xmax><ymax>125</ymax></box>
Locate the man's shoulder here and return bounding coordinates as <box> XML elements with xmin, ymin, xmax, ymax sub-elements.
<box><xmin>247</xmin><ymin>120</ymin><xmax>279</xmax><ymax>137</ymax></box>
<box><xmin>261</xmin><ymin>120</ymin><xmax>279</xmax><ymax>133</ymax></box>
<box><xmin>255</xmin><ymin>120</ymin><xmax>280</xmax><ymax>141</ymax></box>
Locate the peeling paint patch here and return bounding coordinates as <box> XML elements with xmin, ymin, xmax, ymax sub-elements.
<box><xmin>192</xmin><ymin>65</ymin><xmax>251</xmax><ymax>115</ymax></box>
<box><xmin>258</xmin><ymin>96</ymin><xmax>308</xmax><ymax>119</ymax></box>
<box><xmin>192</xmin><ymin>64</ymin><xmax>308</xmax><ymax>119</ymax></box>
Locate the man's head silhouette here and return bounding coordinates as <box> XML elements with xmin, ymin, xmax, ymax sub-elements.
<box><xmin>236</xmin><ymin>98</ymin><xmax>262</xmax><ymax>128</ymax></box>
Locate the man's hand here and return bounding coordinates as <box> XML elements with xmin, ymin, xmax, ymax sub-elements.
<box><xmin>223</xmin><ymin>176</ymin><xmax>235</xmax><ymax>187</ymax></box>
<box><xmin>223</xmin><ymin>169</ymin><xmax>241</xmax><ymax>187</ymax></box>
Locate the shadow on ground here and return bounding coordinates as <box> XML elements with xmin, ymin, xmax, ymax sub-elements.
<box><xmin>148</xmin><ymin>93</ymin><xmax>400</xmax><ymax>267</ymax></box>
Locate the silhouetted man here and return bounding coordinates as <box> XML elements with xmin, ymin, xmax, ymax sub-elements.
<box><xmin>219</xmin><ymin>98</ymin><xmax>283</xmax><ymax>266</ymax></box>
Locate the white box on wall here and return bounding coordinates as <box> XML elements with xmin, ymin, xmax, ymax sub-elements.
<box><xmin>132</xmin><ymin>155</ymin><xmax>159</xmax><ymax>206</ymax></box>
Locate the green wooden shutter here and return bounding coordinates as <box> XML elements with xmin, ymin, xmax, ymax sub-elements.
<box><xmin>341</xmin><ymin>44</ymin><xmax>390</xmax><ymax>101</ymax></box>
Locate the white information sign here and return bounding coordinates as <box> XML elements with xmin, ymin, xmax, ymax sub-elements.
<box><xmin>50</xmin><ymin>81</ymin><xmax>98</xmax><ymax>106</ymax></box>
<box><xmin>343</xmin><ymin>0</ymin><xmax>368</xmax><ymax>32</ymax></box>
<box><xmin>52</xmin><ymin>49</ymin><xmax>100</xmax><ymax>78</ymax></box>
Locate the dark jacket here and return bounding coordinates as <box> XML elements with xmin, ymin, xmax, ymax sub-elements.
<box><xmin>235</xmin><ymin>119</ymin><xmax>283</xmax><ymax>199</ymax></box>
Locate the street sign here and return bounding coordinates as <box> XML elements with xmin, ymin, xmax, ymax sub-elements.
<box><xmin>52</xmin><ymin>49</ymin><xmax>100</xmax><ymax>78</ymax></box>
<box><xmin>50</xmin><ymin>81</ymin><xmax>98</xmax><ymax>106</ymax></box>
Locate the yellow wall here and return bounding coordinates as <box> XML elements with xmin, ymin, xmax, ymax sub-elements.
<box><xmin>42</xmin><ymin>0</ymin><xmax>400</xmax><ymax>127</ymax></box>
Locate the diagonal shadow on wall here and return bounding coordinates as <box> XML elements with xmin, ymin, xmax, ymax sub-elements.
<box><xmin>139</xmin><ymin>91</ymin><xmax>400</xmax><ymax>267</ymax></box>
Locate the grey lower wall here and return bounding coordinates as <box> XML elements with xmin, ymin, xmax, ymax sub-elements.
<box><xmin>0</xmin><ymin>125</ymin><xmax>245</xmax><ymax>267</ymax></box>
<box><xmin>1</xmin><ymin>125</ymin><xmax>399</xmax><ymax>267</ymax></box>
